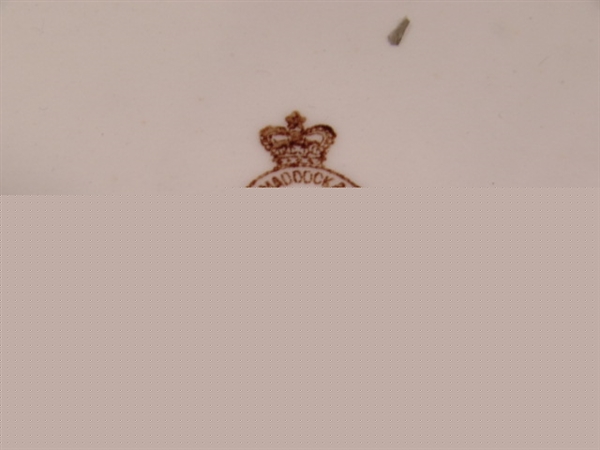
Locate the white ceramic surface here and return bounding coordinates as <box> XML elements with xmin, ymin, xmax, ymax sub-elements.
<box><xmin>2</xmin><ymin>1</ymin><xmax>598</xmax><ymax>192</ymax></box>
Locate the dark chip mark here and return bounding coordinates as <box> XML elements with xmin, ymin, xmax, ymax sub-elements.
<box><xmin>388</xmin><ymin>17</ymin><xmax>410</xmax><ymax>46</ymax></box>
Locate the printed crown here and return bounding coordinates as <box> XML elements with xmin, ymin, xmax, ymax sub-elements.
<box><xmin>259</xmin><ymin>111</ymin><xmax>337</xmax><ymax>169</ymax></box>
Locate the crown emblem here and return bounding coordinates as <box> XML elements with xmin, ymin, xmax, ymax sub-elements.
<box><xmin>248</xmin><ymin>111</ymin><xmax>359</xmax><ymax>187</ymax></box>
<box><xmin>259</xmin><ymin>111</ymin><xmax>336</xmax><ymax>169</ymax></box>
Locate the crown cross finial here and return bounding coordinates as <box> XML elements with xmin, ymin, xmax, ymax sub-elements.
<box><xmin>259</xmin><ymin>111</ymin><xmax>337</xmax><ymax>169</ymax></box>
<box><xmin>285</xmin><ymin>111</ymin><xmax>306</xmax><ymax>131</ymax></box>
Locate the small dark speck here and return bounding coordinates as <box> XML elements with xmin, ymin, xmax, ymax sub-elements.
<box><xmin>388</xmin><ymin>17</ymin><xmax>410</xmax><ymax>46</ymax></box>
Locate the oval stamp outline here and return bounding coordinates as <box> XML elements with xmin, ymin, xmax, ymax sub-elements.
<box><xmin>248</xmin><ymin>167</ymin><xmax>360</xmax><ymax>188</ymax></box>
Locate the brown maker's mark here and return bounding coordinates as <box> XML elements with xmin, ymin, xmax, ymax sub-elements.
<box><xmin>247</xmin><ymin>111</ymin><xmax>360</xmax><ymax>188</ymax></box>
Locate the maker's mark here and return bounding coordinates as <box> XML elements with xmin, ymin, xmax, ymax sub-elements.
<box><xmin>247</xmin><ymin>111</ymin><xmax>360</xmax><ymax>188</ymax></box>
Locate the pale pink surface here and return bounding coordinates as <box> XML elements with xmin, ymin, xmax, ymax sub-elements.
<box><xmin>2</xmin><ymin>1</ymin><xmax>598</xmax><ymax>191</ymax></box>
